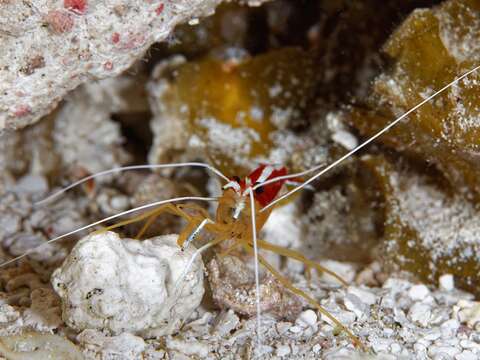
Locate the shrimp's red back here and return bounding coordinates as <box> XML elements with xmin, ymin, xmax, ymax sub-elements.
<box><xmin>240</xmin><ymin>165</ymin><xmax>288</xmax><ymax>207</ymax></box>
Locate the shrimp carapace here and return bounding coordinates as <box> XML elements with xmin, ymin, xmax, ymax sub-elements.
<box><xmin>218</xmin><ymin>165</ymin><xmax>288</xmax><ymax>229</ymax></box>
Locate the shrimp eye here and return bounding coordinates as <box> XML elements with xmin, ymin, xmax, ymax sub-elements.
<box><xmin>255</xmin><ymin>186</ymin><xmax>264</xmax><ymax>194</ymax></box>
<box><xmin>233</xmin><ymin>176</ymin><xmax>240</xmax><ymax>182</ymax></box>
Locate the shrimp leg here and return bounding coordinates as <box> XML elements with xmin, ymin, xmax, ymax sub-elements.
<box><xmin>243</xmin><ymin>244</ymin><xmax>365</xmax><ymax>350</ymax></box>
<box><xmin>96</xmin><ymin>204</ymin><xmax>193</xmax><ymax>239</ymax></box>
<box><xmin>257</xmin><ymin>239</ymin><xmax>348</xmax><ymax>286</ymax></box>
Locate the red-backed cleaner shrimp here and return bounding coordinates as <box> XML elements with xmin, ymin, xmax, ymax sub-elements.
<box><xmin>1</xmin><ymin>64</ymin><xmax>479</xmax><ymax>354</ymax></box>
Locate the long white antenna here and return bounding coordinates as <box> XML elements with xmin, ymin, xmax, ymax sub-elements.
<box><xmin>176</xmin><ymin>238</ymin><xmax>220</xmax><ymax>290</ymax></box>
<box><xmin>0</xmin><ymin>196</ymin><xmax>217</xmax><ymax>268</ymax></box>
<box><xmin>261</xmin><ymin>64</ymin><xmax>480</xmax><ymax>212</ymax></box>
<box><xmin>248</xmin><ymin>188</ymin><xmax>262</xmax><ymax>352</ymax></box>
<box><xmin>35</xmin><ymin>162</ymin><xmax>230</xmax><ymax>206</ymax></box>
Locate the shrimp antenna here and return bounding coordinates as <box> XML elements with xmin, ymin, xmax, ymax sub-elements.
<box><xmin>165</xmin><ymin>236</ymin><xmax>226</xmax><ymax>330</ymax></box>
<box><xmin>260</xmin><ymin>63</ymin><xmax>480</xmax><ymax>212</ymax></box>
<box><xmin>248</xmin><ymin>188</ymin><xmax>262</xmax><ymax>352</ymax></box>
<box><xmin>35</xmin><ymin>162</ymin><xmax>230</xmax><ymax>206</ymax></box>
<box><xmin>0</xmin><ymin>196</ymin><xmax>218</xmax><ymax>269</ymax></box>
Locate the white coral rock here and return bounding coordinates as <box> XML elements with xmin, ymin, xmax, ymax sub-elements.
<box><xmin>0</xmin><ymin>0</ymin><xmax>268</xmax><ymax>132</ymax></box>
<box><xmin>51</xmin><ymin>231</ymin><xmax>204</xmax><ymax>337</ymax></box>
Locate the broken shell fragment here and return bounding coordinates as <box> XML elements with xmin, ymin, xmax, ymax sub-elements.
<box><xmin>0</xmin><ymin>333</ymin><xmax>83</xmax><ymax>360</ymax></box>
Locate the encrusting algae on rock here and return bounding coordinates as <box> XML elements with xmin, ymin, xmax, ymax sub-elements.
<box><xmin>344</xmin><ymin>0</ymin><xmax>480</xmax><ymax>294</ymax></box>
<box><xmin>349</xmin><ymin>0</ymin><xmax>480</xmax><ymax>201</ymax></box>
<box><xmin>148</xmin><ymin>47</ymin><xmax>317</xmax><ymax>176</ymax></box>
<box><xmin>363</xmin><ymin>156</ymin><xmax>480</xmax><ymax>297</ymax></box>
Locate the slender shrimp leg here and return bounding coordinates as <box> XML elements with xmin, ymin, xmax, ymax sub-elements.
<box><xmin>177</xmin><ymin>203</ymin><xmax>211</xmax><ymax>219</ymax></box>
<box><xmin>134</xmin><ymin>204</ymin><xmax>192</xmax><ymax>239</ymax></box>
<box><xmin>211</xmin><ymin>240</ymin><xmax>348</xmax><ymax>286</ymax></box>
<box><xmin>93</xmin><ymin>206</ymin><xmax>173</xmax><ymax>234</ymax></box>
<box><xmin>98</xmin><ymin>201</ymin><xmax>220</xmax><ymax>250</ymax></box>
<box><xmin>137</xmin><ymin>203</ymin><xmax>214</xmax><ymax>242</ymax></box>
<box><xmin>216</xmin><ymin>239</ymin><xmax>348</xmax><ymax>286</ymax></box>
<box><xmin>243</xmin><ymin>244</ymin><xmax>365</xmax><ymax>350</ymax></box>
<box><xmin>257</xmin><ymin>240</ymin><xmax>348</xmax><ymax>286</ymax></box>
<box><xmin>96</xmin><ymin>204</ymin><xmax>193</xmax><ymax>238</ymax></box>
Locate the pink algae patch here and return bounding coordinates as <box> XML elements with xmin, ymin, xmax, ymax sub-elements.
<box><xmin>120</xmin><ymin>33</ymin><xmax>146</xmax><ymax>50</ymax></box>
<box><xmin>104</xmin><ymin>61</ymin><xmax>114</xmax><ymax>71</ymax></box>
<box><xmin>13</xmin><ymin>105</ymin><xmax>32</xmax><ymax>117</ymax></box>
<box><xmin>112</xmin><ymin>32</ymin><xmax>120</xmax><ymax>44</ymax></box>
<box><xmin>155</xmin><ymin>3</ymin><xmax>164</xmax><ymax>15</ymax></box>
<box><xmin>46</xmin><ymin>10</ymin><xmax>74</xmax><ymax>34</ymax></box>
<box><xmin>64</xmin><ymin>0</ymin><xmax>87</xmax><ymax>14</ymax></box>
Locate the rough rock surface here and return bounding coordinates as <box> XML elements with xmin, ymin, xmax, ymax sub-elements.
<box><xmin>51</xmin><ymin>232</ymin><xmax>204</xmax><ymax>337</ymax></box>
<box><xmin>0</xmin><ymin>74</ymin><xmax>142</xmax><ymax>183</ymax></box>
<box><xmin>0</xmin><ymin>0</ymin><xmax>267</xmax><ymax>132</ymax></box>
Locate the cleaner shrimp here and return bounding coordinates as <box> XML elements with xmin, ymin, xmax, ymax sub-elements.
<box><xmin>0</xmin><ymin>61</ymin><xmax>479</xmax><ymax>354</ymax></box>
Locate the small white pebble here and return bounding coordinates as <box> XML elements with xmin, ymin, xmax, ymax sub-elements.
<box><xmin>417</xmin><ymin>338</ymin><xmax>433</xmax><ymax>347</ymax></box>
<box><xmin>456</xmin><ymin>350</ymin><xmax>477</xmax><ymax>360</ymax></box>
<box><xmin>414</xmin><ymin>341</ymin><xmax>428</xmax><ymax>354</ymax></box>
<box><xmin>166</xmin><ymin>338</ymin><xmax>210</xmax><ymax>358</ymax></box>
<box><xmin>428</xmin><ymin>345</ymin><xmax>461</xmax><ymax>358</ymax></box>
<box><xmin>320</xmin><ymin>309</ymin><xmax>356</xmax><ymax>326</ymax></box>
<box><xmin>409</xmin><ymin>302</ymin><xmax>432</xmax><ymax>327</ymax></box>
<box><xmin>383</xmin><ymin>278</ymin><xmax>411</xmax><ymax>291</ymax></box>
<box><xmin>296</xmin><ymin>310</ymin><xmax>317</xmax><ymax>329</ymax></box>
<box><xmin>439</xmin><ymin>274</ymin><xmax>455</xmax><ymax>291</ymax></box>
<box><xmin>289</xmin><ymin>325</ymin><xmax>303</xmax><ymax>334</ymax></box>
<box><xmin>344</xmin><ymin>293</ymin><xmax>369</xmax><ymax>319</ymax></box>
<box><xmin>438</xmin><ymin>338</ymin><xmax>460</xmax><ymax>348</ymax></box>
<box><xmin>423</xmin><ymin>329</ymin><xmax>442</xmax><ymax>341</ymax></box>
<box><xmin>381</xmin><ymin>296</ymin><xmax>396</xmax><ymax>310</ymax></box>
<box><xmin>323</xmin><ymin>346</ymin><xmax>356</xmax><ymax>360</ymax></box>
<box><xmin>460</xmin><ymin>339</ymin><xmax>480</xmax><ymax>351</ymax></box>
<box><xmin>188</xmin><ymin>18</ymin><xmax>200</xmax><ymax>25</ymax></box>
<box><xmin>255</xmin><ymin>345</ymin><xmax>274</xmax><ymax>356</ymax></box>
<box><xmin>312</xmin><ymin>344</ymin><xmax>321</xmax><ymax>353</ymax></box>
<box><xmin>0</xmin><ymin>305</ymin><xmax>19</xmax><ymax>323</ymax></box>
<box><xmin>275</xmin><ymin>344</ymin><xmax>291</xmax><ymax>357</ymax></box>
<box><xmin>331</xmin><ymin>130</ymin><xmax>358</xmax><ymax>150</ymax></box>
<box><xmin>110</xmin><ymin>195</ymin><xmax>129</xmax><ymax>211</ymax></box>
<box><xmin>390</xmin><ymin>342</ymin><xmax>402</xmax><ymax>354</ymax></box>
<box><xmin>213</xmin><ymin>310</ymin><xmax>239</xmax><ymax>337</ymax></box>
<box><xmin>371</xmin><ymin>338</ymin><xmax>392</xmax><ymax>353</ymax></box>
<box><xmin>276</xmin><ymin>322</ymin><xmax>291</xmax><ymax>335</ymax></box>
<box><xmin>441</xmin><ymin>319</ymin><xmax>460</xmax><ymax>338</ymax></box>
<box><xmin>392</xmin><ymin>307</ymin><xmax>408</xmax><ymax>326</ymax></box>
<box><xmin>409</xmin><ymin>284</ymin><xmax>430</xmax><ymax>301</ymax></box>
<box><xmin>348</xmin><ymin>286</ymin><xmax>377</xmax><ymax>306</ymax></box>
<box><xmin>14</xmin><ymin>175</ymin><xmax>48</xmax><ymax>195</ymax></box>
<box><xmin>319</xmin><ymin>260</ymin><xmax>356</xmax><ymax>284</ymax></box>
<box><xmin>455</xmin><ymin>300</ymin><xmax>480</xmax><ymax>329</ymax></box>
<box><xmin>383</xmin><ymin>328</ymin><xmax>394</xmax><ymax>337</ymax></box>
